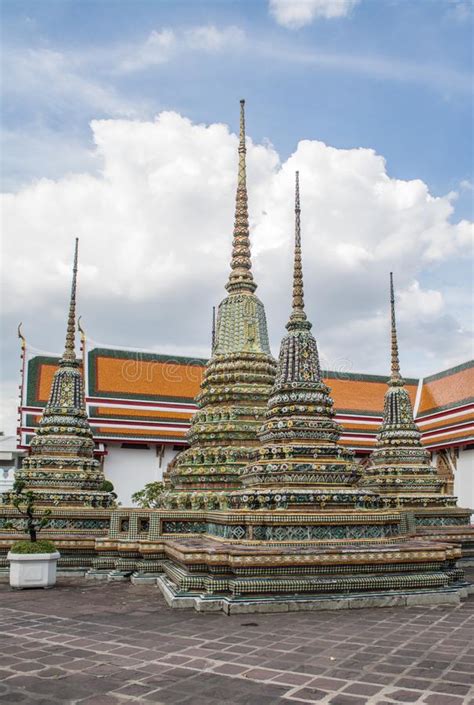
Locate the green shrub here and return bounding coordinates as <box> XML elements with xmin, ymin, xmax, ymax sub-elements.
<box><xmin>100</xmin><ymin>480</ymin><xmax>115</xmax><ymax>493</ymax></box>
<box><xmin>10</xmin><ymin>540</ymin><xmax>57</xmax><ymax>554</ymax></box>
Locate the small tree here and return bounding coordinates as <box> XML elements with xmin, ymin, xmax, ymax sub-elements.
<box><xmin>132</xmin><ymin>481</ymin><xmax>164</xmax><ymax>508</ymax></box>
<box><xmin>5</xmin><ymin>480</ymin><xmax>51</xmax><ymax>542</ymax></box>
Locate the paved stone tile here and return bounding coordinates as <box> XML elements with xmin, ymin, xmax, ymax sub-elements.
<box><xmin>212</xmin><ymin>663</ymin><xmax>250</xmax><ymax>675</ymax></box>
<box><xmin>286</xmin><ymin>686</ymin><xmax>329</xmax><ymax>702</ymax></box>
<box><xmin>328</xmin><ymin>696</ymin><xmax>368</xmax><ymax>705</ymax></box>
<box><xmin>422</xmin><ymin>695</ymin><xmax>467</xmax><ymax>705</ymax></box>
<box><xmin>308</xmin><ymin>676</ymin><xmax>347</xmax><ymax>690</ymax></box>
<box><xmin>270</xmin><ymin>672</ymin><xmax>313</xmax><ymax>685</ymax></box>
<box><xmin>342</xmin><ymin>681</ymin><xmax>382</xmax><ymax>695</ymax></box>
<box><xmin>388</xmin><ymin>689</ymin><xmax>426</xmax><ymax>702</ymax></box>
<box><xmin>0</xmin><ymin>576</ymin><xmax>473</xmax><ymax>705</ymax></box>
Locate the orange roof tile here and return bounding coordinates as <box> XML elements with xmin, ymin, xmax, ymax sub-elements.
<box><xmin>94</xmin><ymin>355</ymin><xmax>204</xmax><ymax>401</ymax></box>
<box><xmin>94</xmin><ymin>406</ymin><xmax>193</xmax><ymax>421</ymax></box>
<box><xmin>327</xmin><ymin>377</ymin><xmax>417</xmax><ymax>414</ymax></box>
<box><xmin>418</xmin><ymin>363</ymin><xmax>474</xmax><ymax>415</ymax></box>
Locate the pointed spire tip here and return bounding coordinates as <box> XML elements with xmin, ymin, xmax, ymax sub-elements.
<box><xmin>389</xmin><ymin>271</ymin><xmax>403</xmax><ymax>385</ymax></box>
<box><xmin>225</xmin><ymin>99</ymin><xmax>256</xmax><ymax>294</ymax></box>
<box><xmin>287</xmin><ymin>171</ymin><xmax>310</xmax><ymax>330</ymax></box>
<box><xmin>62</xmin><ymin>239</ymin><xmax>79</xmax><ymax>363</ymax></box>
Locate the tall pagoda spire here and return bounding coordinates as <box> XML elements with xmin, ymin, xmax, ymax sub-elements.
<box><xmin>360</xmin><ymin>272</ymin><xmax>457</xmax><ymax>509</ymax></box>
<box><xmin>389</xmin><ymin>272</ymin><xmax>403</xmax><ymax>386</ymax></box>
<box><xmin>17</xmin><ymin>239</ymin><xmax>113</xmax><ymax>508</ymax></box>
<box><xmin>225</xmin><ymin>99</ymin><xmax>256</xmax><ymax>294</ymax></box>
<box><xmin>287</xmin><ymin>171</ymin><xmax>310</xmax><ymax>331</ymax></box>
<box><xmin>238</xmin><ymin>172</ymin><xmax>367</xmax><ymax>509</ymax></box>
<box><xmin>63</xmin><ymin>237</ymin><xmax>79</xmax><ymax>363</ymax></box>
<box><xmin>161</xmin><ymin>100</ymin><xmax>276</xmax><ymax>500</ymax></box>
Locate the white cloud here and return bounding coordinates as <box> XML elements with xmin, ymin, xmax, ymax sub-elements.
<box><xmin>269</xmin><ymin>0</ymin><xmax>360</xmax><ymax>28</ymax></box>
<box><xmin>1</xmin><ymin>111</ymin><xmax>472</xmax><ymax>436</ymax></box>
<box><xmin>397</xmin><ymin>281</ymin><xmax>444</xmax><ymax>320</ymax></box>
<box><xmin>117</xmin><ymin>29</ymin><xmax>176</xmax><ymax>73</ymax></box>
<box><xmin>116</xmin><ymin>25</ymin><xmax>245</xmax><ymax>73</ymax></box>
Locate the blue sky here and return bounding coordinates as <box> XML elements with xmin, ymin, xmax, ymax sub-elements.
<box><xmin>1</xmin><ymin>0</ymin><xmax>473</xmax><ymax>434</ymax></box>
<box><xmin>2</xmin><ymin>0</ymin><xmax>473</xmax><ymax>208</ymax></box>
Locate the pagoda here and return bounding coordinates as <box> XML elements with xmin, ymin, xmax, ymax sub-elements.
<box><xmin>231</xmin><ymin>173</ymin><xmax>380</xmax><ymax>513</ymax></box>
<box><xmin>92</xmin><ymin>160</ymin><xmax>465</xmax><ymax>612</ymax></box>
<box><xmin>163</xmin><ymin>100</ymin><xmax>277</xmax><ymax>499</ymax></box>
<box><xmin>16</xmin><ymin>239</ymin><xmax>114</xmax><ymax>508</ymax></box>
<box><xmin>360</xmin><ymin>274</ymin><xmax>464</xmax><ymax>517</ymax></box>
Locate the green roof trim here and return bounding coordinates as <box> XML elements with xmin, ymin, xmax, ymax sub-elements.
<box><xmin>336</xmin><ymin>408</ymin><xmax>383</xmax><ymax>418</ymax></box>
<box><xmin>417</xmin><ymin>397</ymin><xmax>474</xmax><ymax>418</ymax></box>
<box><xmin>423</xmin><ymin>359</ymin><xmax>474</xmax><ymax>383</ymax></box>
<box><xmin>89</xmin><ymin>346</ymin><xmax>207</xmax><ymax>366</ymax></box>
<box><xmin>26</xmin><ymin>355</ymin><xmax>65</xmax><ymax>407</ymax></box>
<box><xmin>322</xmin><ymin>370</ymin><xmax>418</xmax><ymax>384</ymax></box>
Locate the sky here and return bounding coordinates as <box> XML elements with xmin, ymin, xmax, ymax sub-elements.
<box><xmin>1</xmin><ymin>0</ymin><xmax>473</xmax><ymax>435</ymax></box>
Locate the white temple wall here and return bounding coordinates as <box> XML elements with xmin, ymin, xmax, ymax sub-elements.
<box><xmin>103</xmin><ymin>443</ymin><xmax>180</xmax><ymax>507</ymax></box>
<box><xmin>454</xmin><ymin>447</ymin><xmax>474</xmax><ymax>517</ymax></box>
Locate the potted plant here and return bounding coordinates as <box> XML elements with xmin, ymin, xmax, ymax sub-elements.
<box><xmin>6</xmin><ymin>480</ymin><xmax>60</xmax><ymax>589</ymax></box>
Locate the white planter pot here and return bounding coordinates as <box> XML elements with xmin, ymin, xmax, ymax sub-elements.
<box><xmin>7</xmin><ymin>551</ymin><xmax>60</xmax><ymax>589</ymax></box>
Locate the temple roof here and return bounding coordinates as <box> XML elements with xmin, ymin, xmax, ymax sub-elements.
<box><xmin>18</xmin><ymin>347</ymin><xmax>473</xmax><ymax>451</ymax></box>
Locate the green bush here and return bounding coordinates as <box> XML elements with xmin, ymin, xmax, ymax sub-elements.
<box><xmin>10</xmin><ymin>540</ymin><xmax>57</xmax><ymax>554</ymax></box>
<box><xmin>100</xmin><ymin>480</ymin><xmax>115</xmax><ymax>493</ymax></box>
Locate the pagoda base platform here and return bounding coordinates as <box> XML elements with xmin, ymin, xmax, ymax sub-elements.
<box><xmin>88</xmin><ymin>534</ymin><xmax>469</xmax><ymax>613</ymax></box>
<box><xmin>156</xmin><ymin>572</ymin><xmax>469</xmax><ymax>614</ymax></box>
<box><xmin>415</xmin><ymin>523</ymin><xmax>474</xmax><ymax>559</ymax></box>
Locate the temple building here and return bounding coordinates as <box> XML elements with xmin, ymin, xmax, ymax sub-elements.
<box><xmin>88</xmin><ymin>142</ymin><xmax>468</xmax><ymax>610</ymax></box>
<box><xmin>9</xmin><ymin>101</ymin><xmax>474</xmax><ymax>512</ymax></box>
<box><xmin>3</xmin><ymin>99</ymin><xmax>472</xmax><ymax>610</ymax></box>
<box><xmin>17</xmin><ymin>341</ymin><xmax>474</xmax><ymax>508</ymax></box>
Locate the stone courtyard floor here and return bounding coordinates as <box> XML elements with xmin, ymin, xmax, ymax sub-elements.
<box><xmin>0</xmin><ymin>577</ymin><xmax>473</xmax><ymax>705</ymax></box>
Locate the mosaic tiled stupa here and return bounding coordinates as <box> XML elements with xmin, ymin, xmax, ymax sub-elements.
<box><xmin>16</xmin><ymin>239</ymin><xmax>114</xmax><ymax>509</ymax></box>
<box><xmin>361</xmin><ymin>274</ymin><xmax>472</xmax><ymax>528</ymax></box>
<box><xmin>163</xmin><ymin>100</ymin><xmax>277</xmax><ymax>498</ymax></box>
<box><xmin>361</xmin><ymin>273</ymin><xmax>452</xmax><ymax>505</ymax></box>
<box><xmin>231</xmin><ymin>173</ymin><xmax>380</xmax><ymax>513</ymax></box>
<box><xmin>95</xmin><ymin>162</ymin><xmax>465</xmax><ymax>611</ymax></box>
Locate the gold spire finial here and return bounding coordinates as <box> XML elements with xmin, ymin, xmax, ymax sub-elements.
<box><xmin>287</xmin><ymin>172</ymin><xmax>310</xmax><ymax>331</ymax></box>
<box><xmin>77</xmin><ymin>315</ymin><xmax>85</xmax><ymax>340</ymax></box>
<box><xmin>62</xmin><ymin>238</ymin><xmax>79</xmax><ymax>363</ymax></box>
<box><xmin>17</xmin><ymin>322</ymin><xmax>26</xmax><ymax>350</ymax></box>
<box><xmin>389</xmin><ymin>272</ymin><xmax>403</xmax><ymax>385</ymax></box>
<box><xmin>225</xmin><ymin>99</ymin><xmax>256</xmax><ymax>294</ymax></box>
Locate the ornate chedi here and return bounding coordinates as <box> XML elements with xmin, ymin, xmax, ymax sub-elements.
<box><xmin>232</xmin><ymin>173</ymin><xmax>379</xmax><ymax>512</ymax></box>
<box><xmin>360</xmin><ymin>275</ymin><xmax>466</xmax><ymax>518</ymax></box>
<box><xmin>92</xmin><ymin>166</ymin><xmax>466</xmax><ymax>611</ymax></box>
<box><xmin>162</xmin><ymin>100</ymin><xmax>277</xmax><ymax>499</ymax></box>
<box><xmin>15</xmin><ymin>239</ymin><xmax>114</xmax><ymax>508</ymax></box>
